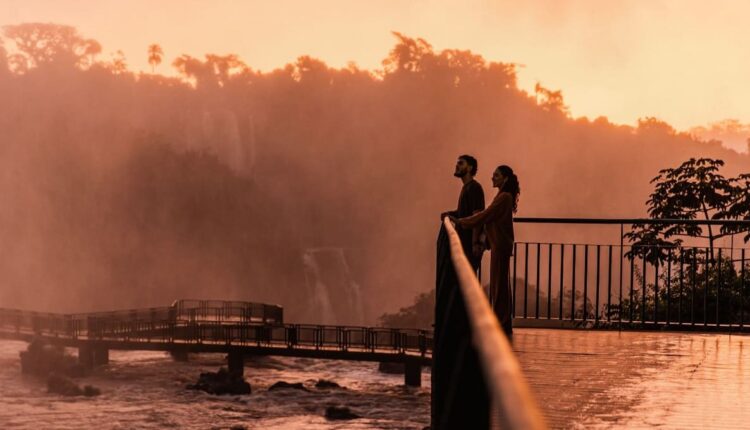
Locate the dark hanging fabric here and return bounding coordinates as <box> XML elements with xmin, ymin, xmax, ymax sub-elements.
<box><xmin>432</xmin><ymin>223</ymin><xmax>490</xmax><ymax>430</ymax></box>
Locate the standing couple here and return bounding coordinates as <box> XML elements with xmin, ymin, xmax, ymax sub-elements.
<box><xmin>441</xmin><ymin>155</ymin><xmax>519</xmax><ymax>337</ymax></box>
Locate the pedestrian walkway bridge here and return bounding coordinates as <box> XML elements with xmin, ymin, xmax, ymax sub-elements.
<box><xmin>0</xmin><ymin>299</ymin><xmax>431</xmax><ymax>386</ymax></box>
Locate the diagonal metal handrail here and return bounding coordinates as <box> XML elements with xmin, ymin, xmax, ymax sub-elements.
<box><xmin>443</xmin><ymin>217</ymin><xmax>546</xmax><ymax>430</ymax></box>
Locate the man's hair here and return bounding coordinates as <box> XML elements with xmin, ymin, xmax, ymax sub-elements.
<box><xmin>458</xmin><ymin>154</ymin><xmax>478</xmax><ymax>176</ymax></box>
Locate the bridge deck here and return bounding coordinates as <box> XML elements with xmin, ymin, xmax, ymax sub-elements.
<box><xmin>515</xmin><ymin>328</ymin><xmax>750</xmax><ymax>429</ymax></box>
<box><xmin>0</xmin><ymin>304</ymin><xmax>432</xmax><ymax>365</ymax></box>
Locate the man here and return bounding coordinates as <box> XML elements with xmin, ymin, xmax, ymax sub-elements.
<box><xmin>440</xmin><ymin>154</ymin><xmax>485</xmax><ymax>270</ymax></box>
<box><xmin>433</xmin><ymin>155</ymin><xmax>488</xmax><ymax>428</ymax></box>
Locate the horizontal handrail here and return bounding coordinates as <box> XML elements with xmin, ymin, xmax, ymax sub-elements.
<box><xmin>515</xmin><ymin>217</ymin><xmax>750</xmax><ymax>226</ymax></box>
<box><xmin>0</xmin><ymin>307</ymin><xmax>432</xmax><ymax>357</ymax></box>
<box><xmin>443</xmin><ymin>218</ymin><xmax>546</xmax><ymax>429</ymax></box>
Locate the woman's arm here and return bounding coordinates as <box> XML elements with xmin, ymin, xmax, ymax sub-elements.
<box><xmin>457</xmin><ymin>192</ymin><xmax>511</xmax><ymax>228</ymax></box>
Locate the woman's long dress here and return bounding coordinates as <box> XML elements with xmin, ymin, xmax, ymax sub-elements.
<box><xmin>458</xmin><ymin>191</ymin><xmax>515</xmax><ymax>336</ymax></box>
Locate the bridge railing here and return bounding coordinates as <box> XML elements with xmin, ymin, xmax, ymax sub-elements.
<box><xmin>0</xmin><ymin>308</ymin><xmax>73</xmax><ymax>336</ymax></box>
<box><xmin>164</xmin><ymin>322</ymin><xmax>430</xmax><ymax>356</ymax></box>
<box><xmin>443</xmin><ymin>218</ymin><xmax>546</xmax><ymax>429</ymax></box>
<box><xmin>171</xmin><ymin>299</ymin><xmax>283</xmax><ymax>324</ymax></box>
<box><xmin>511</xmin><ymin>218</ymin><xmax>750</xmax><ymax>330</ymax></box>
<box><xmin>0</xmin><ymin>305</ymin><xmax>432</xmax><ymax>357</ymax></box>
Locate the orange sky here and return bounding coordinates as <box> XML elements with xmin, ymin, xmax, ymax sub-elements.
<box><xmin>2</xmin><ymin>0</ymin><xmax>749</xmax><ymax>135</ymax></box>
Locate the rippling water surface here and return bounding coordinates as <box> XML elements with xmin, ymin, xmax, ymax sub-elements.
<box><xmin>0</xmin><ymin>341</ymin><xmax>430</xmax><ymax>429</ymax></box>
<box><xmin>3</xmin><ymin>329</ymin><xmax>749</xmax><ymax>429</ymax></box>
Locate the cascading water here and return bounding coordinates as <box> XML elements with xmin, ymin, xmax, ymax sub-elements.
<box><xmin>183</xmin><ymin>109</ymin><xmax>251</xmax><ymax>174</ymax></box>
<box><xmin>302</xmin><ymin>248</ymin><xmax>366</xmax><ymax>325</ymax></box>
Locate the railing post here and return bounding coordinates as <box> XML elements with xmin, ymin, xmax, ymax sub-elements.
<box><xmin>547</xmin><ymin>243</ymin><xmax>553</xmax><ymax>320</ymax></box>
<box><xmin>559</xmin><ymin>244</ymin><xmax>564</xmax><ymax>321</ymax></box>
<box><xmin>717</xmin><ymin>248</ymin><xmax>722</xmax><ymax>328</ymax></box>
<box><xmin>571</xmin><ymin>245</ymin><xmax>577</xmax><ymax>321</ymax></box>
<box><xmin>535</xmin><ymin>243</ymin><xmax>541</xmax><ymax>319</ymax></box>
<box><xmin>524</xmin><ymin>243</ymin><xmax>529</xmax><ymax>318</ymax></box>
<box><xmin>654</xmin><ymin>257</ymin><xmax>659</xmax><ymax>325</ymax></box>
<box><xmin>667</xmin><ymin>251</ymin><xmax>672</xmax><ymax>326</ymax></box>
<box><xmin>641</xmin><ymin>252</ymin><xmax>647</xmax><ymax>325</ymax></box>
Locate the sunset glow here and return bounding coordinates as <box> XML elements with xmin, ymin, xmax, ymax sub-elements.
<box><xmin>3</xmin><ymin>0</ymin><xmax>750</xmax><ymax>135</ymax></box>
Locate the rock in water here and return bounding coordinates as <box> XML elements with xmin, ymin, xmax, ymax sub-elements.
<box><xmin>83</xmin><ymin>385</ymin><xmax>101</xmax><ymax>396</ymax></box>
<box><xmin>186</xmin><ymin>367</ymin><xmax>251</xmax><ymax>395</ymax></box>
<box><xmin>20</xmin><ymin>338</ymin><xmax>84</xmax><ymax>377</ymax></box>
<box><xmin>315</xmin><ymin>379</ymin><xmax>343</xmax><ymax>389</ymax></box>
<box><xmin>377</xmin><ymin>362</ymin><xmax>404</xmax><ymax>374</ymax></box>
<box><xmin>47</xmin><ymin>373</ymin><xmax>100</xmax><ymax>397</ymax></box>
<box><xmin>325</xmin><ymin>406</ymin><xmax>360</xmax><ymax>421</ymax></box>
<box><xmin>268</xmin><ymin>381</ymin><xmax>309</xmax><ymax>391</ymax></box>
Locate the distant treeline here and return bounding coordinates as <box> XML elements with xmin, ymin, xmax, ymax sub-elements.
<box><xmin>0</xmin><ymin>24</ymin><xmax>748</xmax><ymax>323</ymax></box>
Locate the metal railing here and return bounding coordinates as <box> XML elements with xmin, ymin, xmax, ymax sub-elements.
<box><xmin>511</xmin><ymin>218</ymin><xmax>750</xmax><ymax>330</ymax></box>
<box><xmin>171</xmin><ymin>299</ymin><xmax>284</xmax><ymax>324</ymax></box>
<box><xmin>443</xmin><ymin>218</ymin><xmax>546</xmax><ymax>429</ymax></box>
<box><xmin>0</xmin><ymin>302</ymin><xmax>431</xmax><ymax>358</ymax></box>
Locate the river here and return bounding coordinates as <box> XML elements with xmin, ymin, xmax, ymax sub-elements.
<box><xmin>0</xmin><ymin>340</ymin><xmax>430</xmax><ymax>429</ymax></box>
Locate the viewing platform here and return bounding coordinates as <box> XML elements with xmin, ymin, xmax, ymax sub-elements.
<box><xmin>513</xmin><ymin>327</ymin><xmax>750</xmax><ymax>429</ymax></box>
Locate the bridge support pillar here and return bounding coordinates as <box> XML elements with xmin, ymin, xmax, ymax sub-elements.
<box><xmin>93</xmin><ymin>345</ymin><xmax>109</xmax><ymax>365</ymax></box>
<box><xmin>169</xmin><ymin>349</ymin><xmax>189</xmax><ymax>362</ymax></box>
<box><xmin>78</xmin><ymin>344</ymin><xmax>108</xmax><ymax>367</ymax></box>
<box><xmin>78</xmin><ymin>345</ymin><xmax>94</xmax><ymax>368</ymax></box>
<box><xmin>404</xmin><ymin>360</ymin><xmax>422</xmax><ymax>387</ymax></box>
<box><xmin>227</xmin><ymin>350</ymin><xmax>244</xmax><ymax>377</ymax></box>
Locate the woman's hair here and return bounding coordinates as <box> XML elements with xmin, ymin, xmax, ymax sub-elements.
<box><xmin>497</xmin><ymin>165</ymin><xmax>520</xmax><ymax>212</ymax></box>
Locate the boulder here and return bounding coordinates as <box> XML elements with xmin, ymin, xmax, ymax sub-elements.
<box><xmin>377</xmin><ymin>362</ymin><xmax>404</xmax><ymax>374</ymax></box>
<box><xmin>315</xmin><ymin>379</ymin><xmax>343</xmax><ymax>389</ymax></box>
<box><xmin>47</xmin><ymin>373</ymin><xmax>100</xmax><ymax>397</ymax></box>
<box><xmin>325</xmin><ymin>405</ymin><xmax>360</xmax><ymax>421</ymax></box>
<box><xmin>20</xmin><ymin>338</ymin><xmax>84</xmax><ymax>378</ymax></box>
<box><xmin>186</xmin><ymin>367</ymin><xmax>251</xmax><ymax>395</ymax></box>
<box><xmin>268</xmin><ymin>381</ymin><xmax>308</xmax><ymax>392</ymax></box>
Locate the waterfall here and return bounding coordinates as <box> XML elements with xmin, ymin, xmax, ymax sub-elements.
<box><xmin>302</xmin><ymin>248</ymin><xmax>366</xmax><ymax>325</ymax></box>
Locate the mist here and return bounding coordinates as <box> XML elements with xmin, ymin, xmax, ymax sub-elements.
<box><xmin>1</xmin><ymin>24</ymin><xmax>748</xmax><ymax>324</ymax></box>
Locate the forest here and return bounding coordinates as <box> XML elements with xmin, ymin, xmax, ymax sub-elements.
<box><xmin>1</xmin><ymin>23</ymin><xmax>749</xmax><ymax>324</ymax></box>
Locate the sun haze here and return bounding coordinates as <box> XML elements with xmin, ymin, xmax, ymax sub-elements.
<box><xmin>2</xmin><ymin>0</ymin><xmax>750</xmax><ymax>135</ymax></box>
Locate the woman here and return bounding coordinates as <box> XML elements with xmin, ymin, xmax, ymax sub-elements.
<box><xmin>455</xmin><ymin>165</ymin><xmax>519</xmax><ymax>337</ymax></box>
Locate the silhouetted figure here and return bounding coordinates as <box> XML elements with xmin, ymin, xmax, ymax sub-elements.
<box><xmin>440</xmin><ymin>155</ymin><xmax>486</xmax><ymax>270</ymax></box>
<box><xmin>457</xmin><ymin>165</ymin><xmax>519</xmax><ymax>338</ymax></box>
<box><xmin>433</xmin><ymin>155</ymin><xmax>489</xmax><ymax>429</ymax></box>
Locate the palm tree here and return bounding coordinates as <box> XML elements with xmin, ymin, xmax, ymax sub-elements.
<box><xmin>147</xmin><ymin>44</ymin><xmax>163</xmax><ymax>73</ymax></box>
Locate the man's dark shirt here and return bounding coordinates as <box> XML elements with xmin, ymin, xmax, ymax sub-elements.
<box><xmin>450</xmin><ymin>179</ymin><xmax>485</xmax><ymax>265</ymax></box>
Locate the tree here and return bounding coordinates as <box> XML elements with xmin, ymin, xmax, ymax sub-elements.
<box><xmin>637</xmin><ymin>117</ymin><xmax>676</xmax><ymax>136</ymax></box>
<box><xmin>172</xmin><ymin>53</ymin><xmax>248</xmax><ymax>89</ymax></box>
<box><xmin>108</xmin><ymin>50</ymin><xmax>127</xmax><ymax>74</ymax></box>
<box><xmin>625</xmin><ymin>158</ymin><xmax>747</xmax><ymax>262</ymax></box>
<box><xmin>1</xmin><ymin>23</ymin><xmax>101</xmax><ymax>71</ymax></box>
<box><xmin>534</xmin><ymin>82</ymin><xmax>567</xmax><ymax>114</ymax></box>
<box><xmin>147</xmin><ymin>44</ymin><xmax>163</xmax><ymax>73</ymax></box>
<box><xmin>381</xmin><ymin>31</ymin><xmax>434</xmax><ymax>75</ymax></box>
<box><xmin>0</xmin><ymin>38</ymin><xmax>8</xmax><ymax>74</ymax></box>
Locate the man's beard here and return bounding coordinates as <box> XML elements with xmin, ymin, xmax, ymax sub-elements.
<box><xmin>453</xmin><ymin>170</ymin><xmax>464</xmax><ymax>178</ymax></box>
